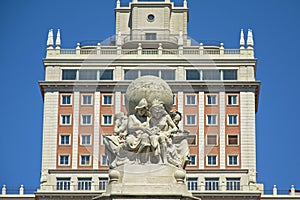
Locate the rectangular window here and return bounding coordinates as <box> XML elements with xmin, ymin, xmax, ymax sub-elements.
<box><xmin>103</xmin><ymin>95</ymin><xmax>113</xmax><ymax>105</ymax></box>
<box><xmin>187</xmin><ymin>178</ymin><xmax>198</xmax><ymax>191</ymax></box>
<box><xmin>80</xmin><ymin>155</ymin><xmax>91</xmax><ymax>166</ymax></box>
<box><xmin>62</xmin><ymin>70</ymin><xmax>77</xmax><ymax>80</ymax></box>
<box><xmin>186</xmin><ymin>135</ymin><xmax>197</xmax><ymax>146</ymax></box>
<box><xmin>124</xmin><ymin>70</ymin><xmax>139</xmax><ymax>80</ymax></box>
<box><xmin>206</xmin><ymin>115</ymin><xmax>217</xmax><ymax>125</ymax></box>
<box><xmin>59</xmin><ymin>155</ymin><xmax>70</xmax><ymax>166</ymax></box>
<box><xmin>103</xmin><ymin>115</ymin><xmax>113</xmax><ymax>125</ymax></box>
<box><xmin>226</xmin><ymin>178</ymin><xmax>240</xmax><ymax>190</ymax></box>
<box><xmin>172</xmin><ymin>94</ymin><xmax>176</xmax><ymax>105</ymax></box>
<box><xmin>207</xmin><ymin>155</ymin><xmax>217</xmax><ymax>166</ymax></box>
<box><xmin>101</xmin><ymin>155</ymin><xmax>108</xmax><ymax>166</ymax></box>
<box><xmin>228</xmin><ymin>135</ymin><xmax>238</xmax><ymax>146</ymax></box>
<box><xmin>56</xmin><ymin>178</ymin><xmax>71</xmax><ymax>190</ymax></box>
<box><xmin>186</xmin><ymin>70</ymin><xmax>200</xmax><ymax>80</ymax></box>
<box><xmin>99</xmin><ymin>178</ymin><xmax>109</xmax><ymax>191</ymax></box>
<box><xmin>79</xmin><ymin>70</ymin><xmax>97</xmax><ymax>80</ymax></box>
<box><xmin>81</xmin><ymin>135</ymin><xmax>91</xmax><ymax>145</ymax></box>
<box><xmin>161</xmin><ymin>70</ymin><xmax>175</xmax><ymax>80</ymax></box>
<box><xmin>100</xmin><ymin>70</ymin><xmax>113</xmax><ymax>80</ymax></box>
<box><xmin>186</xmin><ymin>115</ymin><xmax>196</xmax><ymax>125</ymax></box>
<box><xmin>206</xmin><ymin>95</ymin><xmax>217</xmax><ymax>105</ymax></box>
<box><xmin>186</xmin><ymin>95</ymin><xmax>196</xmax><ymax>105</ymax></box>
<box><xmin>207</xmin><ymin>134</ymin><xmax>217</xmax><ymax>146</ymax></box>
<box><xmin>223</xmin><ymin>70</ymin><xmax>238</xmax><ymax>80</ymax></box>
<box><xmin>81</xmin><ymin>115</ymin><xmax>92</xmax><ymax>125</ymax></box>
<box><xmin>61</xmin><ymin>95</ymin><xmax>72</xmax><ymax>105</ymax></box>
<box><xmin>203</xmin><ymin>70</ymin><xmax>221</xmax><ymax>80</ymax></box>
<box><xmin>82</xmin><ymin>95</ymin><xmax>92</xmax><ymax>105</ymax></box>
<box><xmin>188</xmin><ymin>155</ymin><xmax>196</xmax><ymax>166</ymax></box>
<box><xmin>140</xmin><ymin>70</ymin><xmax>159</xmax><ymax>77</ymax></box>
<box><xmin>228</xmin><ymin>115</ymin><xmax>238</xmax><ymax>125</ymax></box>
<box><xmin>145</xmin><ymin>33</ymin><xmax>157</xmax><ymax>40</ymax></box>
<box><xmin>60</xmin><ymin>135</ymin><xmax>70</xmax><ymax>145</ymax></box>
<box><xmin>228</xmin><ymin>155</ymin><xmax>238</xmax><ymax>166</ymax></box>
<box><xmin>60</xmin><ymin>115</ymin><xmax>71</xmax><ymax>125</ymax></box>
<box><xmin>227</xmin><ymin>95</ymin><xmax>238</xmax><ymax>105</ymax></box>
<box><xmin>78</xmin><ymin>178</ymin><xmax>92</xmax><ymax>190</ymax></box>
<box><xmin>205</xmin><ymin>178</ymin><xmax>219</xmax><ymax>191</ymax></box>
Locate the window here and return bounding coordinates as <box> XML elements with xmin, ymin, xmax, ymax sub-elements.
<box><xmin>101</xmin><ymin>155</ymin><xmax>108</xmax><ymax>166</ymax></box>
<box><xmin>203</xmin><ymin>70</ymin><xmax>220</xmax><ymax>80</ymax></box>
<box><xmin>228</xmin><ymin>95</ymin><xmax>238</xmax><ymax>105</ymax></box>
<box><xmin>81</xmin><ymin>135</ymin><xmax>91</xmax><ymax>145</ymax></box>
<box><xmin>226</xmin><ymin>178</ymin><xmax>240</xmax><ymax>190</ymax></box>
<box><xmin>205</xmin><ymin>178</ymin><xmax>219</xmax><ymax>191</ymax></box>
<box><xmin>79</xmin><ymin>70</ymin><xmax>97</xmax><ymax>80</ymax></box>
<box><xmin>206</xmin><ymin>115</ymin><xmax>217</xmax><ymax>125</ymax></box>
<box><xmin>188</xmin><ymin>155</ymin><xmax>196</xmax><ymax>166</ymax></box>
<box><xmin>140</xmin><ymin>70</ymin><xmax>159</xmax><ymax>77</ymax></box>
<box><xmin>81</xmin><ymin>115</ymin><xmax>92</xmax><ymax>125</ymax></box>
<box><xmin>103</xmin><ymin>115</ymin><xmax>113</xmax><ymax>125</ymax></box>
<box><xmin>59</xmin><ymin>155</ymin><xmax>70</xmax><ymax>166</ymax></box>
<box><xmin>206</xmin><ymin>95</ymin><xmax>217</xmax><ymax>105</ymax></box>
<box><xmin>186</xmin><ymin>70</ymin><xmax>200</xmax><ymax>80</ymax></box>
<box><xmin>60</xmin><ymin>135</ymin><xmax>70</xmax><ymax>145</ymax></box>
<box><xmin>62</xmin><ymin>70</ymin><xmax>77</xmax><ymax>80</ymax></box>
<box><xmin>172</xmin><ymin>94</ymin><xmax>176</xmax><ymax>105</ymax></box>
<box><xmin>161</xmin><ymin>70</ymin><xmax>175</xmax><ymax>80</ymax></box>
<box><xmin>100</xmin><ymin>70</ymin><xmax>113</xmax><ymax>80</ymax></box>
<box><xmin>207</xmin><ymin>155</ymin><xmax>217</xmax><ymax>166</ymax></box>
<box><xmin>60</xmin><ymin>115</ymin><xmax>71</xmax><ymax>125</ymax></box>
<box><xmin>82</xmin><ymin>95</ymin><xmax>92</xmax><ymax>105</ymax></box>
<box><xmin>228</xmin><ymin>115</ymin><xmax>238</xmax><ymax>125</ymax></box>
<box><xmin>124</xmin><ymin>70</ymin><xmax>139</xmax><ymax>80</ymax></box>
<box><xmin>56</xmin><ymin>178</ymin><xmax>71</xmax><ymax>190</ymax></box>
<box><xmin>145</xmin><ymin>33</ymin><xmax>157</xmax><ymax>40</ymax></box>
<box><xmin>187</xmin><ymin>178</ymin><xmax>198</xmax><ymax>191</ymax></box>
<box><xmin>80</xmin><ymin>155</ymin><xmax>91</xmax><ymax>166</ymax></box>
<box><xmin>186</xmin><ymin>135</ymin><xmax>197</xmax><ymax>145</ymax></box>
<box><xmin>223</xmin><ymin>70</ymin><xmax>237</xmax><ymax>80</ymax></box>
<box><xmin>228</xmin><ymin>135</ymin><xmax>238</xmax><ymax>146</ymax></box>
<box><xmin>228</xmin><ymin>155</ymin><xmax>238</xmax><ymax>166</ymax></box>
<box><xmin>99</xmin><ymin>178</ymin><xmax>109</xmax><ymax>191</ymax></box>
<box><xmin>61</xmin><ymin>95</ymin><xmax>72</xmax><ymax>105</ymax></box>
<box><xmin>207</xmin><ymin>134</ymin><xmax>217</xmax><ymax>146</ymax></box>
<box><xmin>186</xmin><ymin>115</ymin><xmax>196</xmax><ymax>125</ymax></box>
<box><xmin>186</xmin><ymin>95</ymin><xmax>196</xmax><ymax>105</ymax></box>
<box><xmin>78</xmin><ymin>178</ymin><xmax>92</xmax><ymax>190</ymax></box>
<box><xmin>103</xmin><ymin>95</ymin><xmax>113</xmax><ymax>105</ymax></box>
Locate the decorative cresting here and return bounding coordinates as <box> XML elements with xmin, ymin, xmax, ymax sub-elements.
<box><xmin>103</xmin><ymin>76</ymin><xmax>190</xmax><ymax>169</ymax></box>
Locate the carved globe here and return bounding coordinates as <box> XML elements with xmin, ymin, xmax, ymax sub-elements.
<box><xmin>125</xmin><ymin>76</ymin><xmax>173</xmax><ymax>114</ymax></box>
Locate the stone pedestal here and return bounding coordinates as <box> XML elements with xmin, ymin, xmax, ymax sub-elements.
<box><xmin>94</xmin><ymin>164</ymin><xmax>199</xmax><ymax>200</ymax></box>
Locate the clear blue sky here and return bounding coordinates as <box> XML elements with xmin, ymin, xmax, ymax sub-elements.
<box><xmin>0</xmin><ymin>0</ymin><xmax>300</xmax><ymax>194</ymax></box>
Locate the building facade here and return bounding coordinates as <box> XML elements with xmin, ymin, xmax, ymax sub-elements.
<box><xmin>19</xmin><ymin>0</ymin><xmax>295</xmax><ymax>200</ymax></box>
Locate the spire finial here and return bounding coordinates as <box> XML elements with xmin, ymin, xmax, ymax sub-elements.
<box><xmin>184</xmin><ymin>0</ymin><xmax>187</xmax><ymax>8</ymax></box>
<box><xmin>240</xmin><ymin>29</ymin><xmax>245</xmax><ymax>49</ymax></box>
<box><xmin>47</xmin><ymin>29</ymin><xmax>54</xmax><ymax>49</ymax></box>
<box><xmin>117</xmin><ymin>0</ymin><xmax>120</xmax><ymax>8</ymax></box>
<box><xmin>55</xmin><ymin>29</ymin><xmax>61</xmax><ymax>49</ymax></box>
<box><xmin>247</xmin><ymin>29</ymin><xmax>254</xmax><ymax>47</ymax></box>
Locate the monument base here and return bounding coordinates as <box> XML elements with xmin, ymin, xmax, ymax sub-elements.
<box><xmin>94</xmin><ymin>164</ymin><xmax>199</xmax><ymax>200</ymax></box>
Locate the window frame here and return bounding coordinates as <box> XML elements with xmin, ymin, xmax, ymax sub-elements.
<box><xmin>102</xmin><ymin>94</ymin><xmax>114</xmax><ymax>105</ymax></box>
<box><xmin>188</xmin><ymin>155</ymin><xmax>197</xmax><ymax>166</ymax></box>
<box><xmin>185</xmin><ymin>114</ymin><xmax>197</xmax><ymax>126</ymax></box>
<box><xmin>81</xmin><ymin>94</ymin><xmax>93</xmax><ymax>106</ymax></box>
<box><xmin>80</xmin><ymin>155</ymin><xmax>91</xmax><ymax>166</ymax></box>
<box><xmin>226</xmin><ymin>178</ymin><xmax>241</xmax><ymax>191</ymax></box>
<box><xmin>56</xmin><ymin>178</ymin><xmax>71</xmax><ymax>191</ymax></box>
<box><xmin>172</xmin><ymin>94</ymin><xmax>177</xmax><ymax>106</ymax></box>
<box><xmin>81</xmin><ymin>114</ymin><xmax>92</xmax><ymax>126</ymax></box>
<box><xmin>185</xmin><ymin>94</ymin><xmax>197</xmax><ymax>105</ymax></box>
<box><xmin>206</xmin><ymin>155</ymin><xmax>218</xmax><ymax>166</ymax></box>
<box><xmin>60</xmin><ymin>94</ymin><xmax>72</xmax><ymax>106</ymax></box>
<box><xmin>77</xmin><ymin>178</ymin><xmax>92</xmax><ymax>191</ymax></box>
<box><xmin>205</xmin><ymin>178</ymin><xmax>219</xmax><ymax>191</ymax></box>
<box><xmin>102</xmin><ymin>115</ymin><xmax>113</xmax><ymax>126</ymax></box>
<box><xmin>187</xmin><ymin>177</ymin><xmax>198</xmax><ymax>191</ymax></box>
<box><xmin>101</xmin><ymin>155</ymin><xmax>108</xmax><ymax>166</ymax></box>
<box><xmin>58</xmin><ymin>154</ymin><xmax>70</xmax><ymax>166</ymax></box>
<box><xmin>60</xmin><ymin>114</ymin><xmax>72</xmax><ymax>126</ymax></box>
<box><xmin>186</xmin><ymin>134</ymin><xmax>197</xmax><ymax>146</ymax></box>
<box><xmin>227</xmin><ymin>134</ymin><xmax>239</xmax><ymax>146</ymax></box>
<box><xmin>206</xmin><ymin>134</ymin><xmax>218</xmax><ymax>146</ymax></box>
<box><xmin>227</xmin><ymin>94</ymin><xmax>239</xmax><ymax>106</ymax></box>
<box><xmin>227</xmin><ymin>114</ymin><xmax>239</xmax><ymax>126</ymax></box>
<box><xmin>59</xmin><ymin>134</ymin><xmax>71</xmax><ymax>146</ymax></box>
<box><xmin>228</xmin><ymin>155</ymin><xmax>239</xmax><ymax>166</ymax></box>
<box><xmin>206</xmin><ymin>114</ymin><xmax>218</xmax><ymax>126</ymax></box>
<box><xmin>80</xmin><ymin>134</ymin><xmax>92</xmax><ymax>146</ymax></box>
<box><xmin>99</xmin><ymin>178</ymin><xmax>109</xmax><ymax>191</ymax></box>
<box><xmin>206</xmin><ymin>94</ymin><xmax>218</xmax><ymax>106</ymax></box>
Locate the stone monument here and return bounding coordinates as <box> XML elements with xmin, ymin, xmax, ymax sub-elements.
<box><xmin>95</xmin><ymin>76</ymin><xmax>199</xmax><ymax>200</ymax></box>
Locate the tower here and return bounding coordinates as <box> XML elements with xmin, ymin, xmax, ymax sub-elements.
<box><xmin>37</xmin><ymin>0</ymin><xmax>260</xmax><ymax>199</ymax></box>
